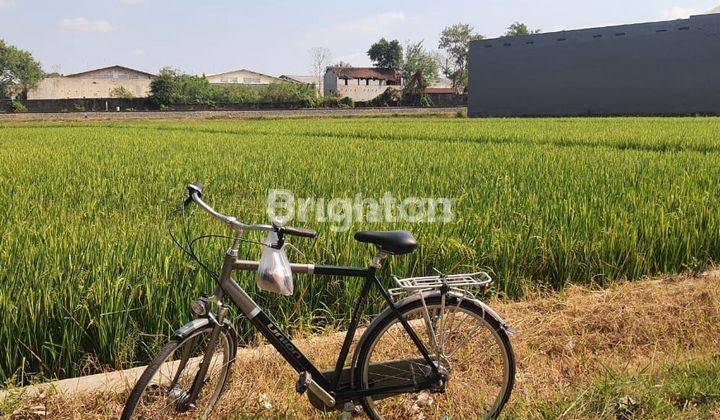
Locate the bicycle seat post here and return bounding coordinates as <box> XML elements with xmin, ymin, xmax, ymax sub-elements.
<box><xmin>371</xmin><ymin>250</ymin><xmax>388</xmax><ymax>269</ymax></box>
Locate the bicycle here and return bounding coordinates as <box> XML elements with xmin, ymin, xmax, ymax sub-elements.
<box><xmin>121</xmin><ymin>183</ymin><xmax>516</xmax><ymax>419</ymax></box>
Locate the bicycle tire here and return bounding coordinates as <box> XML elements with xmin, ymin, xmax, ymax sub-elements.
<box><xmin>354</xmin><ymin>293</ymin><xmax>515</xmax><ymax>419</ymax></box>
<box><xmin>120</xmin><ymin>323</ymin><xmax>235</xmax><ymax>419</ymax></box>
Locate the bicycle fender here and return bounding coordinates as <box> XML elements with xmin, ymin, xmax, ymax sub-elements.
<box><xmin>468</xmin><ymin>297</ymin><xmax>518</xmax><ymax>335</ymax></box>
<box><xmin>172</xmin><ymin>317</ymin><xmax>233</xmax><ymax>341</ymax></box>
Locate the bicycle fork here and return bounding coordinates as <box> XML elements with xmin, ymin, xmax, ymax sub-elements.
<box><xmin>179</xmin><ymin>302</ymin><xmax>229</xmax><ymax>411</ymax></box>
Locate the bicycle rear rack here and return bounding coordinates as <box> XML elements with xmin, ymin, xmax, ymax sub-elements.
<box><xmin>389</xmin><ymin>271</ymin><xmax>492</xmax><ymax>301</ymax></box>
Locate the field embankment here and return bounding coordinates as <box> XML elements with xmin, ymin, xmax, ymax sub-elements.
<box><xmin>3</xmin><ymin>270</ymin><xmax>719</xmax><ymax>418</ymax></box>
<box><xmin>0</xmin><ymin>106</ymin><xmax>464</xmax><ymax>122</ymax></box>
<box><xmin>1</xmin><ymin>116</ymin><xmax>720</xmax><ymax>386</ymax></box>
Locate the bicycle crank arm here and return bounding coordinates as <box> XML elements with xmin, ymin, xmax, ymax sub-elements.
<box><xmin>296</xmin><ymin>371</ymin><xmax>335</xmax><ymax>408</ymax></box>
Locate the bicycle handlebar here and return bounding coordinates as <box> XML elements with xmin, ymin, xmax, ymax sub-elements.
<box><xmin>185</xmin><ymin>183</ymin><xmax>317</xmax><ymax>238</ymax></box>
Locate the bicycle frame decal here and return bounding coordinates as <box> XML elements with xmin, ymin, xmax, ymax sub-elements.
<box><xmin>267</xmin><ymin>323</ymin><xmax>303</xmax><ymax>360</ymax></box>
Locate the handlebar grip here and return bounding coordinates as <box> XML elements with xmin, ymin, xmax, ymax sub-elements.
<box><xmin>187</xmin><ymin>182</ymin><xmax>204</xmax><ymax>197</ymax></box>
<box><xmin>283</xmin><ymin>226</ymin><xmax>317</xmax><ymax>238</ymax></box>
<box><xmin>183</xmin><ymin>182</ymin><xmax>204</xmax><ymax>209</ymax></box>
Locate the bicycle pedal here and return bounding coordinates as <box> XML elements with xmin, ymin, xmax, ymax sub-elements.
<box><xmin>295</xmin><ymin>371</ymin><xmax>311</xmax><ymax>394</ymax></box>
<box><xmin>340</xmin><ymin>402</ymin><xmax>362</xmax><ymax>419</ymax></box>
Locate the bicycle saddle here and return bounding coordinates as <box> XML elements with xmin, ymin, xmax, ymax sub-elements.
<box><xmin>354</xmin><ymin>230</ymin><xmax>418</xmax><ymax>255</ymax></box>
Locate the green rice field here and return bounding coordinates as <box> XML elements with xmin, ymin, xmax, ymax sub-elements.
<box><xmin>1</xmin><ymin>116</ymin><xmax>719</xmax><ymax>385</ymax></box>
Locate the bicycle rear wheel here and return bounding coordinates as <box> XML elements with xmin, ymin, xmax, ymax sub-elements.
<box><xmin>355</xmin><ymin>294</ymin><xmax>514</xmax><ymax>419</ymax></box>
<box><xmin>121</xmin><ymin>323</ymin><xmax>235</xmax><ymax>419</ymax></box>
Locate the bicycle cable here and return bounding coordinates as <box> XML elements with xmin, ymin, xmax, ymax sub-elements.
<box><xmin>165</xmin><ymin>199</ymin><xmax>268</xmax><ymax>284</ymax></box>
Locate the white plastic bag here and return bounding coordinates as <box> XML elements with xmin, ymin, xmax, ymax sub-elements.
<box><xmin>256</xmin><ymin>230</ymin><xmax>294</xmax><ymax>296</ymax></box>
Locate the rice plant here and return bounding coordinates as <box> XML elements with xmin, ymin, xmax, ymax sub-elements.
<box><xmin>1</xmin><ymin>116</ymin><xmax>719</xmax><ymax>385</ymax></box>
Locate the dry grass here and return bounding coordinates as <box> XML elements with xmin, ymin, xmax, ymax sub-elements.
<box><xmin>4</xmin><ymin>270</ymin><xmax>719</xmax><ymax>419</ymax></box>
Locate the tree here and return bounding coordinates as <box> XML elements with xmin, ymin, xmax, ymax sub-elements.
<box><xmin>367</xmin><ymin>38</ymin><xmax>403</xmax><ymax>69</ymax></box>
<box><xmin>309</xmin><ymin>47</ymin><xmax>332</xmax><ymax>96</ymax></box>
<box><xmin>438</xmin><ymin>23</ymin><xmax>483</xmax><ymax>92</ymax></box>
<box><xmin>402</xmin><ymin>41</ymin><xmax>440</xmax><ymax>86</ymax></box>
<box><xmin>0</xmin><ymin>39</ymin><xmax>44</xmax><ymax>99</ymax></box>
<box><xmin>505</xmin><ymin>22</ymin><xmax>541</xmax><ymax>36</ymax></box>
<box><xmin>401</xmin><ymin>69</ymin><xmax>433</xmax><ymax>107</ymax></box>
<box><xmin>330</xmin><ymin>61</ymin><xmax>353</xmax><ymax>79</ymax></box>
<box><xmin>149</xmin><ymin>67</ymin><xmax>213</xmax><ymax>106</ymax></box>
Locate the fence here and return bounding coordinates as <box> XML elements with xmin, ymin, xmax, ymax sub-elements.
<box><xmin>1</xmin><ymin>93</ymin><xmax>466</xmax><ymax>114</ymax></box>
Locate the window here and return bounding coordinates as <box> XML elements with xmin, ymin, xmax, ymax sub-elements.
<box><xmin>503</xmin><ymin>42</ymin><xmax>511</xmax><ymax>47</ymax></box>
<box><xmin>678</xmin><ymin>26</ymin><xmax>690</xmax><ymax>31</ymax></box>
<box><xmin>615</xmin><ymin>32</ymin><xmax>626</xmax><ymax>36</ymax></box>
<box><xmin>243</xmin><ymin>77</ymin><xmax>261</xmax><ymax>84</ymax></box>
<box><xmin>557</xmin><ymin>38</ymin><xmax>567</xmax><ymax>41</ymax></box>
<box><xmin>526</xmin><ymin>41</ymin><xmax>534</xmax><ymax>45</ymax></box>
<box><xmin>485</xmin><ymin>44</ymin><xmax>493</xmax><ymax>48</ymax></box>
<box><xmin>593</xmin><ymin>34</ymin><xmax>603</xmax><ymax>38</ymax></box>
<box><xmin>656</xmin><ymin>29</ymin><xmax>668</xmax><ymax>33</ymax></box>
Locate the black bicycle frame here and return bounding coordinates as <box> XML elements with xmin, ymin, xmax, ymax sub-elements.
<box><xmin>212</xmin><ymin>251</ymin><xmax>441</xmax><ymax>401</ymax></box>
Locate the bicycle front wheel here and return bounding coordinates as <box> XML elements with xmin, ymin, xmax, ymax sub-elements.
<box><xmin>355</xmin><ymin>294</ymin><xmax>515</xmax><ymax>419</ymax></box>
<box><xmin>121</xmin><ymin>323</ymin><xmax>235</xmax><ymax>420</ymax></box>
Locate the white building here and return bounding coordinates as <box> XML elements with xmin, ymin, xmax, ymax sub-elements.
<box><xmin>323</xmin><ymin>67</ymin><xmax>402</xmax><ymax>101</ymax></box>
<box><xmin>27</xmin><ymin>65</ymin><xmax>155</xmax><ymax>100</ymax></box>
<box><xmin>205</xmin><ymin>69</ymin><xmax>283</xmax><ymax>85</ymax></box>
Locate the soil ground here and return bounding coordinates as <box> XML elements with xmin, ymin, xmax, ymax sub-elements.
<box><xmin>2</xmin><ymin>270</ymin><xmax>719</xmax><ymax>419</ymax></box>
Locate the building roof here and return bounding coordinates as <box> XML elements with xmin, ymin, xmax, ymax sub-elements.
<box><xmin>327</xmin><ymin>67</ymin><xmax>401</xmax><ymax>82</ymax></box>
<box><xmin>206</xmin><ymin>68</ymin><xmax>283</xmax><ymax>82</ymax></box>
<box><xmin>280</xmin><ymin>75</ymin><xmax>320</xmax><ymax>84</ymax></box>
<box><xmin>477</xmin><ymin>11</ymin><xmax>719</xmax><ymax>44</ymax></box>
<box><xmin>65</xmin><ymin>65</ymin><xmax>155</xmax><ymax>78</ymax></box>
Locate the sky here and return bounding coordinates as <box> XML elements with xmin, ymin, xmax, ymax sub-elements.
<box><xmin>1</xmin><ymin>0</ymin><xmax>718</xmax><ymax>76</ymax></box>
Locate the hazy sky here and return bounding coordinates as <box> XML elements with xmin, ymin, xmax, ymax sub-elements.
<box><xmin>1</xmin><ymin>0</ymin><xmax>718</xmax><ymax>76</ymax></box>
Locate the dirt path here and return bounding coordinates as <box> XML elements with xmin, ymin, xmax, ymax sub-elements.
<box><xmin>3</xmin><ymin>270</ymin><xmax>719</xmax><ymax>418</ymax></box>
<box><xmin>0</xmin><ymin>107</ymin><xmax>464</xmax><ymax>122</ymax></box>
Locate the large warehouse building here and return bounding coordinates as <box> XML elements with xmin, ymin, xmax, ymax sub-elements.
<box><xmin>468</xmin><ymin>10</ymin><xmax>720</xmax><ymax>117</ymax></box>
<box><xmin>27</xmin><ymin>65</ymin><xmax>155</xmax><ymax>100</ymax></box>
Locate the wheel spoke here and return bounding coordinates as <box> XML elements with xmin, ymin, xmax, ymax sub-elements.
<box><xmin>360</xmin><ymin>297</ymin><xmax>513</xmax><ymax>419</ymax></box>
<box><xmin>123</xmin><ymin>327</ymin><xmax>232</xmax><ymax>419</ymax></box>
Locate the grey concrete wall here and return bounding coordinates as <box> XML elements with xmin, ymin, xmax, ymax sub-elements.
<box><xmin>468</xmin><ymin>13</ymin><xmax>720</xmax><ymax>117</ymax></box>
<box><xmin>323</xmin><ymin>72</ymin><xmax>338</xmax><ymax>97</ymax></box>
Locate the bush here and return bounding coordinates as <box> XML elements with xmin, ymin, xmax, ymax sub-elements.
<box><xmin>261</xmin><ymin>82</ymin><xmax>316</xmax><ymax>104</ymax></box>
<box><xmin>8</xmin><ymin>100</ymin><xmax>27</xmax><ymax>113</ymax></box>
<box><xmin>212</xmin><ymin>84</ymin><xmax>261</xmax><ymax>104</ymax></box>
<box><xmin>315</xmin><ymin>96</ymin><xmax>341</xmax><ymax>108</ymax></box>
<box><xmin>72</xmin><ymin>103</ymin><xmax>85</xmax><ymax>112</ymax></box>
<box><xmin>150</xmin><ymin>68</ymin><xmax>214</xmax><ymax>107</ymax></box>
<box><xmin>110</xmin><ymin>86</ymin><xmax>134</xmax><ymax>99</ymax></box>
<box><xmin>338</xmin><ymin>96</ymin><xmax>354</xmax><ymax>108</ymax></box>
<box><xmin>149</xmin><ymin>68</ymin><xmax>317</xmax><ymax>108</ymax></box>
<box><xmin>366</xmin><ymin>88</ymin><xmax>402</xmax><ymax>107</ymax></box>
